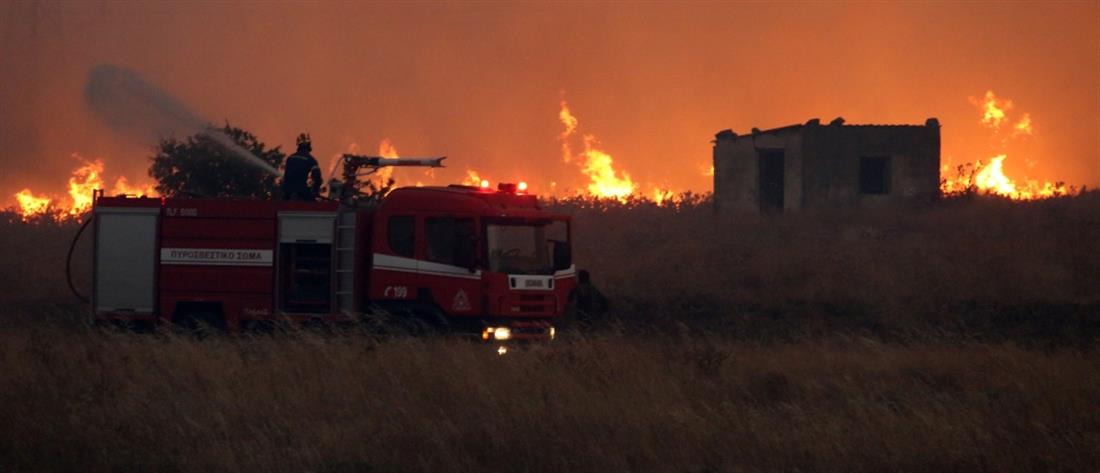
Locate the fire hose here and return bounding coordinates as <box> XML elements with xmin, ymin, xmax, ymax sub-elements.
<box><xmin>66</xmin><ymin>216</ymin><xmax>93</xmax><ymax>303</ymax></box>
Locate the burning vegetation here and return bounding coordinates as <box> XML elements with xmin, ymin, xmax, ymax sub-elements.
<box><xmin>7</xmin><ymin>90</ymin><xmax>1084</xmax><ymax>222</ymax></box>
<box><xmin>319</xmin><ymin>98</ymin><xmax>686</xmax><ymax>204</ymax></box>
<box><xmin>558</xmin><ymin>100</ymin><xmax>636</xmax><ymax>200</ymax></box>
<box><xmin>940</xmin><ymin>91</ymin><xmax>1075</xmax><ymax>200</ymax></box>
<box><xmin>357</xmin><ymin>98</ymin><xmax>687</xmax><ymax>204</ymax></box>
<box><xmin>13</xmin><ymin>156</ymin><xmax>157</xmax><ymax>221</ymax></box>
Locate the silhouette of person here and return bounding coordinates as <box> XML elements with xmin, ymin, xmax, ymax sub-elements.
<box><xmin>281</xmin><ymin>133</ymin><xmax>322</xmax><ymax>200</ymax></box>
<box><xmin>569</xmin><ymin>269</ymin><xmax>609</xmax><ymax>327</ymax></box>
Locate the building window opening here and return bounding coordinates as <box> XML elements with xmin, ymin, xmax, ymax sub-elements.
<box><xmin>860</xmin><ymin>156</ymin><xmax>891</xmax><ymax>195</ymax></box>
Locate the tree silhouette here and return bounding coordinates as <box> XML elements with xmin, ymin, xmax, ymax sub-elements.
<box><xmin>349</xmin><ymin>174</ymin><xmax>396</xmax><ymax>205</ymax></box>
<box><xmin>149</xmin><ymin>124</ymin><xmax>284</xmax><ymax>198</ymax></box>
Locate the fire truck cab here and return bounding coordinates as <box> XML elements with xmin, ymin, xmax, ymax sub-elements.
<box><xmin>91</xmin><ymin>183</ymin><xmax>575</xmax><ymax>341</ymax></box>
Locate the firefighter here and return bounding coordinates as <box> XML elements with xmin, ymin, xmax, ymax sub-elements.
<box><xmin>569</xmin><ymin>269</ymin><xmax>609</xmax><ymax>327</ymax></box>
<box><xmin>281</xmin><ymin>133</ymin><xmax>322</xmax><ymax>200</ymax></box>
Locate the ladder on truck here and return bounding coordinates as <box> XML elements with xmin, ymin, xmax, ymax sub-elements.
<box><xmin>334</xmin><ymin>210</ymin><xmax>357</xmax><ymax>315</ymax></box>
<box><xmin>328</xmin><ymin>154</ymin><xmax>444</xmax><ymax>316</ymax></box>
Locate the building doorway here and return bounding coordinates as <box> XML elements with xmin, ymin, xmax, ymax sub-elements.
<box><xmin>758</xmin><ymin>149</ymin><xmax>785</xmax><ymax>213</ymax></box>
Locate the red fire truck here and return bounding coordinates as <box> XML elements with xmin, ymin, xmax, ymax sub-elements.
<box><xmin>89</xmin><ymin>156</ymin><xmax>575</xmax><ymax>341</ymax></box>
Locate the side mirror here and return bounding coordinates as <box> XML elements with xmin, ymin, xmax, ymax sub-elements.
<box><xmin>552</xmin><ymin>240</ymin><xmax>572</xmax><ymax>271</ymax></box>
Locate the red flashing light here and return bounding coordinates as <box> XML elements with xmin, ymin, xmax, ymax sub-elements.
<box><xmin>517</xmin><ymin>181</ymin><xmax>528</xmax><ymax>193</ymax></box>
<box><xmin>480</xmin><ymin>179</ymin><xmax>490</xmax><ymax>189</ymax></box>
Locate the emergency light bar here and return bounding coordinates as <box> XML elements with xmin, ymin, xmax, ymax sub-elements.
<box><xmin>496</xmin><ymin>182</ymin><xmax>529</xmax><ymax>194</ymax></box>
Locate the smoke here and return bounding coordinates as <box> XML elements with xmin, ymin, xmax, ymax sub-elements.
<box><xmin>0</xmin><ymin>3</ymin><xmax>1095</xmax><ymax>203</ymax></box>
<box><xmin>84</xmin><ymin>64</ymin><xmax>281</xmax><ymax>176</ymax></box>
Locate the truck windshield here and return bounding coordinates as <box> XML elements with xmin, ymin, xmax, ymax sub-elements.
<box><xmin>486</xmin><ymin>221</ymin><xmax>567</xmax><ymax>275</ymax></box>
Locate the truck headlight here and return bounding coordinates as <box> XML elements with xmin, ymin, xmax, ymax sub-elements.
<box><xmin>493</xmin><ymin>327</ymin><xmax>511</xmax><ymax>341</ymax></box>
<box><xmin>549</xmin><ymin>326</ymin><xmax>556</xmax><ymax>340</ymax></box>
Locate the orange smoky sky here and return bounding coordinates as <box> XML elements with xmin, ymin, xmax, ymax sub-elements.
<box><xmin>1</xmin><ymin>1</ymin><xmax>1097</xmax><ymax>203</ymax></box>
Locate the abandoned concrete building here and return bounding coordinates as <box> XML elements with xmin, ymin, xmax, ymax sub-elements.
<box><xmin>712</xmin><ymin>117</ymin><xmax>940</xmax><ymax>213</ymax></box>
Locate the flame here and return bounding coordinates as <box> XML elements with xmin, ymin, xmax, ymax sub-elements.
<box><xmin>558</xmin><ymin>101</ymin><xmax>578</xmax><ymax>163</ymax></box>
<box><xmin>378</xmin><ymin>138</ymin><xmax>399</xmax><ymax>158</ymax></box>
<box><xmin>940</xmin><ymin>92</ymin><xmax>1071</xmax><ymax>200</ymax></box>
<box><xmin>376</xmin><ymin>138</ymin><xmax>436</xmax><ymax>185</ymax></box>
<box><xmin>462</xmin><ymin>169</ymin><xmax>488</xmax><ymax>188</ymax></box>
<box><xmin>579</xmin><ymin>137</ymin><xmax>635</xmax><ymax>199</ymax></box>
<box><xmin>110</xmin><ymin>176</ymin><xmax>158</xmax><ymax>197</ymax></box>
<box><xmin>15</xmin><ymin>189</ymin><xmax>51</xmax><ymax>220</ymax></box>
<box><xmin>653</xmin><ymin>188</ymin><xmax>674</xmax><ymax>206</ymax></box>
<box><xmin>559</xmin><ymin>100</ymin><xmax>636</xmax><ymax>201</ymax></box>
<box><xmin>10</xmin><ymin>155</ymin><xmax>157</xmax><ymax>221</ymax></box>
<box><xmin>970</xmin><ymin>155</ymin><xmax>1067</xmax><ymax>199</ymax></box>
<box><xmin>973</xmin><ymin>155</ymin><xmax>1015</xmax><ymax>195</ymax></box>
<box><xmin>67</xmin><ymin>160</ymin><xmax>104</xmax><ymax>215</ymax></box>
<box><xmin>974</xmin><ymin>90</ymin><xmax>1012</xmax><ymax>129</ymax></box>
<box><xmin>1013</xmin><ymin>113</ymin><xmax>1033</xmax><ymax>137</ymax></box>
<box><xmin>377</xmin><ymin>138</ymin><xmax>399</xmax><ymax>184</ymax></box>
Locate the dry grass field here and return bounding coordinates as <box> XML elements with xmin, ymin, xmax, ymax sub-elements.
<box><xmin>561</xmin><ymin>193</ymin><xmax>1100</xmax><ymax>342</ymax></box>
<box><xmin>1</xmin><ymin>193</ymin><xmax>1099</xmax><ymax>472</ymax></box>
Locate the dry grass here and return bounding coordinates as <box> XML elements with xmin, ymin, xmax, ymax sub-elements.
<box><xmin>1</xmin><ymin>195</ymin><xmax>1099</xmax><ymax>471</ymax></box>
<box><xmin>555</xmin><ymin>192</ymin><xmax>1100</xmax><ymax>340</ymax></box>
<box><xmin>0</xmin><ymin>213</ymin><xmax>88</xmax><ymax>302</ymax></box>
<box><xmin>1</xmin><ymin>323</ymin><xmax>1098</xmax><ymax>472</ymax></box>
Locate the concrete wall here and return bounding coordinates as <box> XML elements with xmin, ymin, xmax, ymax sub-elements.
<box><xmin>713</xmin><ymin>126</ymin><xmax>803</xmax><ymax>213</ymax></box>
<box><xmin>800</xmin><ymin>120</ymin><xmax>940</xmax><ymax>210</ymax></box>
<box><xmin>713</xmin><ymin>119</ymin><xmax>940</xmax><ymax>214</ymax></box>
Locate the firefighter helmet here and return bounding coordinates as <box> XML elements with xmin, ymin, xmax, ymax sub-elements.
<box><xmin>296</xmin><ymin>133</ymin><xmax>312</xmax><ymax>153</ymax></box>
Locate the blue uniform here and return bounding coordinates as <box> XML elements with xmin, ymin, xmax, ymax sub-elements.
<box><xmin>282</xmin><ymin>151</ymin><xmax>321</xmax><ymax>200</ymax></box>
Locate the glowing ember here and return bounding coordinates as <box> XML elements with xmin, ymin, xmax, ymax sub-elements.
<box><xmin>558</xmin><ymin>100</ymin><xmax>636</xmax><ymax>201</ymax></box>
